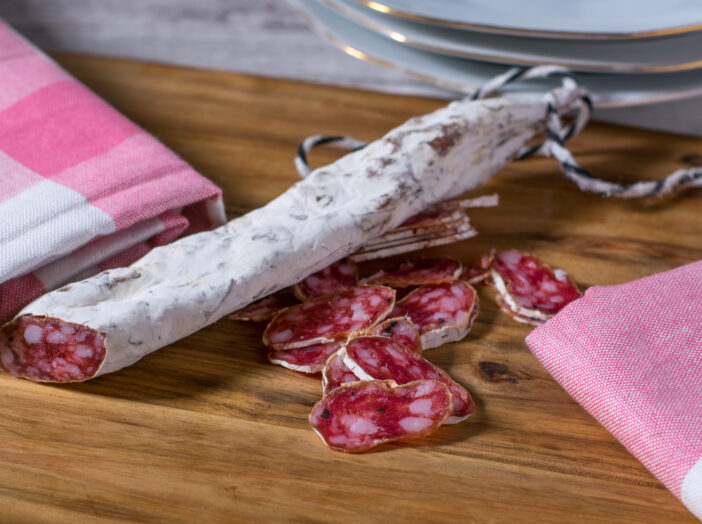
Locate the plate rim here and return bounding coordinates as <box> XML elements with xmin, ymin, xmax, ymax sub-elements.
<box><xmin>293</xmin><ymin>0</ymin><xmax>702</xmax><ymax>108</ymax></box>
<box><xmin>323</xmin><ymin>0</ymin><xmax>702</xmax><ymax>73</ymax></box>
<box><xmin>354</xmin><ymin>0</ymin><xmax>702</xmax><ymax>40</ymax></box>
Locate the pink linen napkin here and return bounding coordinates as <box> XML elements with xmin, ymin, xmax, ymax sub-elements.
<box><xmin>526</xmin><ymin>261</ymin><xmax>702</xmax><ymax>519</ymax></box>
<box><xmin>0</xmin><ymin>20</ymin><xmax>226</xmax><ymax>323</ymax></box>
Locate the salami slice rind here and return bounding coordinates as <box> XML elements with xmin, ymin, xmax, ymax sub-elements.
<box><xmin>460</xmin><ymin>252</ymin><xmax>495</xmax><ymax>285</ymax></box>
<box><xmin>229</xmin><ymin>292</ymin><xmax>299</xmax><ymax>322</ymax></box>
<box><xmin>341</xmin><ymin>336</ymin><xmax>474</xmax><ymax>424</ymax></box>
<box><xmin>322</xmin><ymin>350</ymin><xmax>361</xmax><ymax>395</ymax></box>
<box><xmin>0</xmin><ymin>316</ymin><xmax>106</xmax><ymax>383</ymax></box>
<box><xmin>350</xmin><ymin>210</ymin><xmax>477</xmax><ymax>262</ymax></box>
<box><xmin>293</xmin><ymin>259</ymin><xmax>358</xmax><ymax>301</ymax></box>
<box><xmin>263</xmin><ymin>286</ymin><xmax>395</xmax><ymax>350</ymax></box>
<box><xmin>362</xmin><ymin>258</ymin><xmax>461</xmax><ymax>288</ymax></box>
<box><xmin>389</xmin><ymin>282</ymin><xmax>479</xmax><ymax>349</ymax></box>
<box><xmin>397</xmin><ymin>209</ymin><xmax>463</xmax><ymax>230</ymax></box>
<box><xmin>355</xmin><ymin>317</ymin><xmax>423</xmax><ymax>354</ymax></box>
<box><xmin>309</xmin><ymin>379</ymin><xmax>452</xmax><ymax>452</ymax></box>
<box><xmin>490</xmin><ymin>250</ymin><xmax>581</xmax><ymax>325</ymax></box>
<box><xmin>268</xmin><ymin>341</ymin><xmax>343</xmax><ymax>374</ymax></box>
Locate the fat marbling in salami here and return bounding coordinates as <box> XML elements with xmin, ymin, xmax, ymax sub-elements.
<box><xmin>322</xmin><ymin>350</ymin><xmax>361</xmax><ymax>396</ymax></box>
<box><xmin>362</xmin><ymin>258</ymin><xmax>461</xmax><ymax>288</ymax></box>
<box><xmin>292</xmin><ymin>259</ymin><xmax>358</xmax><ymax>301</ymax></box>
<box><xmin>263</xmin><ymin>286</ymin><xmax>395</xmax><ymax>350</ymax></box>
<box><xmin>354</xmin><ymin>316</ymin><xmax>423</xmax><ymax>354</ymax></box>
<box><xmin>309</xmin><ymin>379</ymin><xmax>452</xmax><ymax>452</ymax></box>
<box><xmin>389</xmin><ymin>282</ymin><xmax>479</xmax><ymax>349</ymax></box>
<box><xmin>268</xmin><ymin>341</ymin><xmax>343</xmax><ymax>374</ymax></box>
<box><xmin>340</xmin><ymin>336</ymin><xmax>474</xmax><ymax>424</ymax></box>
<box><xmin>490</xmin><ymin>250</ymin><xmax>581</xmax><ymax>325</ymax></box>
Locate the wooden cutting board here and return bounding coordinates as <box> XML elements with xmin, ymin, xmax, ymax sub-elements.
<box><xmin>2</xmin><ymin>54</ymin><xmax>701</xmax><ymax>523</ymax></box>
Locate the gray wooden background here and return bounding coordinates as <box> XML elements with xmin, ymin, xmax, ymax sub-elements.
<box><xmin>1</xmin><ymin>0</ymin><xmax>701</xmax><ymax>136</ymax></box>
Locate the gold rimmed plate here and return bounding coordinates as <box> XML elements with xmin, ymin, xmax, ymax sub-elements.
<box><xmin>355</xmin><ymin>0</ymin><xmax>702</xmax><ymax>40</ymax></box>
<box><xmin>293</xmin><ymin>0</ymin><xmax>702</xmax><ymax>108</ymax></box>
<box><xmin>324</xmin><ymin>0</ymin><xmax>702</xmax><ymax>74</ymax></box>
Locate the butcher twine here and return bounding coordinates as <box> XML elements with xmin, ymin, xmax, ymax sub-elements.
<box><xmin>295</xmin><ymin>65</ymin><xmax>702</xmax><ymax>199</ymax></box>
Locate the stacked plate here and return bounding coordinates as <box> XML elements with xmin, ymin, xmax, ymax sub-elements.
<box><xmin>292</xmin><ymin>0</ymin><xmax>702</xmax><ymax>107</ymax></box>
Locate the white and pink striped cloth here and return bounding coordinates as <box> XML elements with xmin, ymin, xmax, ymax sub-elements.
<box><xmin>0</xmin><ymin>20</ymin><xmax>226</xmax><ymax>323</ymax></box>
<box><xmin>527</xmin><ymin>261</ymin><xmax>702</xmax><ymax>519</ymax></box>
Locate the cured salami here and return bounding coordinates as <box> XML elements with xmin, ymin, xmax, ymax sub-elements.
<box><xmin>355</xmin><ymin>317</ymin><xmax>423</xmax><ymax>354</ymax></box>
<box><xmin>263</xmin><ymin>286</ymin><xmax>395</xmax><ymax>350</ymax></box>
<box><xmin>268</xmin><ymin>341</ymin><xmax>342</xmax><ymax>374</ymax></box>
<box><xmin>229</xmin><ymin>292</ymin><xmax>299</xmax><ymax>322</ymax></box>
<box><xmin>362</xmin><ymin>258</ymin><xmax>461</xmax><ymax>288</ymax></box>
<box><xmin>322</xmin><ymin>350</ymin><xmax>360</xmax><ymax>396</ymax></box>
<box><xmin>460</xmin><ymin>252</ymin><xmax>495</xmax><ymax>285</ymax></box>
<box><xmin>0</xmin><ymin>316</ymin><xmax>105</xmax><ymax>383</ymax></box>
<box><xmin>340</xmin><ymin>336</ymin><xmax>474</xmax><ymax>424</ymax></box>
<box><xmin>309</xmin><ymin>379</ymin><xmax>452</xmax><ymax>452</ymax></box>
<box><xmin>490</xmin><ymin>250</ymin><xmax>581</xmax><ymax>325</ymax></box>
<box><xmin>389</xmin><ymin>282</ymin><xmax>479</xmax><ymax>349</ymax></box>
<box><xmin>1</xmin><ymin>90</ymin><xmax>555</xmax><ymax>381</ymax></box>
<box><xmin>292</xmin><ymin>259</ymin><xmax>358</xmax><ymax>301</ymax></box>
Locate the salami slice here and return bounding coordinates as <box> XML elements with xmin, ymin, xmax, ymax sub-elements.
<box><xmin>460</xmin><ymin>252</ymin><xmax>495</xmax><ymax>285</ymax></box>
<box><xmin>362</xmin><ymin>258</ymin><xmax>461</xmax><ymax>288</ymax></box>
<box><xmin>229</xmin><ymin>292</ymin><xmax>299</xmax><ymax>322</ymax></box>
<box><xmin>322</xmin><ymin>350</ymin><xmax>361</xmax><ymax>395</ymax></box>
<box><xmin>340</xmin><ymin>336</ymin><xmax>474</xmax><ymax>424</ymax></box>
<box><xmin>0</xmin><ymin>316</ymin><xmax>106</xmax><ymax>382</ymax></box>
<box><xmin>355</xmin><ymin>317</ymin><xmax>423</xmax><ymax>354</ymax></box>
<box><xmin>490</xmin><ymin>250</ymin><xmax>581</xmax><ymax>325</ymax></box>
<box><xmin>263</xmin><ymin>286</ymin><xmax>395</xmax><ymax>350</ymax></box>
<box><xmin>309</xmin><ymin>379</ymin><xmax>452</xmax><ymax>452</ymax></box>
<box><xmin>293</xmin><ymin>259</ymin><xmax>358</xmax><ymax>301</ymax></box>
<box><xmin>268</xmin><ymin>341</ymin><xmax>342</xmax><ymax>374</ymax></box>
<box><xmin>389</xmin><ymin>282</ymin><xmax>479</xmax><ymax>349</ymax></box>
<box><xmin>323</xmin><ymin>316</ymin><xmax>422</xmax><ymax>395</ymax></box>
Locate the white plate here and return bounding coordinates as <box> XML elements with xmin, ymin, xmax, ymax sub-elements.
<box><xmin>324</xmin><ymin>0</ymin><xmax>702</xmax><ymax>73</ymax></box>
<box><xmin>353</xmin><ymin>0</ymin><xmax>702</xmax><ymax>39</ymax></box>
<box><xmin>293</xmin><ymin>0</ymin><xmax>702</xmax><ymax>107</ymax></box>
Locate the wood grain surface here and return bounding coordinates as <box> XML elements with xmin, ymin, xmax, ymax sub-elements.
<box><xmin>2</xmin><ymin>54</ymin><xmax>701</xmax><ymax>523</ymax></box>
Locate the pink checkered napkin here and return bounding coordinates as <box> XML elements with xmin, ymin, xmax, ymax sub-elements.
<box><xmin>526</xmin><ymin>261</ymin><xmax>702</xmax><ymax>519</ymax></box>
<box><xmin>0</xmin><ymin>20</ymin><xmax>226</xmax><ymax>323</ymax></box>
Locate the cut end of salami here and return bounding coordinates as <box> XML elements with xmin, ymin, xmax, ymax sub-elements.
<box><xmin>293</xmin><ymin>259</ymin><xmax>358</xmax><ymax>301</ymax></box>
<box><xmin>0</xmin><ymin>315</ymin><xmax>106</xmax><ymax>383</ymax></box>
<box><xmin>490</xmin><ymin>250</ymin><xmax>582</xmax><ymax>325</ymax></box>
<box><xmin>362</xmin><ymin>258</ymin><xmax>462</xmax><ymax>288</ymax></box>
<box><xmin>309</xmin><ymin>379</ymin><xmax>452</xmax><ymax>453</ymax></box>
<box><xmin>263</xmin><ymin>285</ymin><xmax>395</xmax><ymax>350</ymax></box>
<box><xmin>355</xmin><ymin>316</ymin><xmax>423</xmax><ymax>354</ymax></box>
<box><xmin>268</xmin><ymin>341</ymin><xmax>342</xmax><ymax>374</ymax></box>
<box><xmin>341</xmin><ymin>336</ymin><xmax>474</xmax><ymax>423</ymax></box>
<box><xmin>389</xmin><ymin>282</ymin><xmax>479</xmax><ymax>349</ymax></box>
<box><xmin>229</xmin><ymin>292</ymin><xmax>299</xmax><ymax>322</ymax></box>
